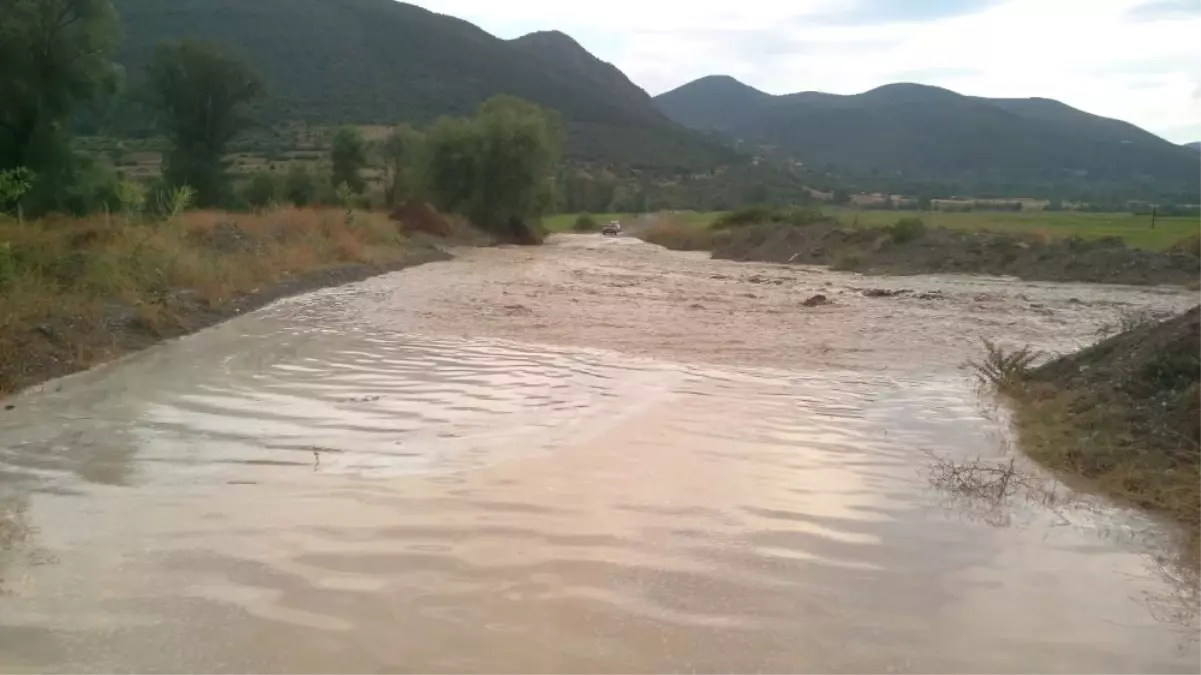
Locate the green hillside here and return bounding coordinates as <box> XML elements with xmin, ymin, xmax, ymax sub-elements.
<box><xmin>93</xmin><ymin>0</ymin><xmax>737</xmax><ymax>169</ymax></box>
<box><xmin>655</xmin><ymin>77</ymin><xmax>1201</xmax><ymax>201</ymax></box>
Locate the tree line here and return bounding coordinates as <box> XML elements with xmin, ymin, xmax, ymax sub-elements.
<box><xmin>1</xmin><ymin>0</ymin><xmax>562</xmax><ymax>242</ymax></box>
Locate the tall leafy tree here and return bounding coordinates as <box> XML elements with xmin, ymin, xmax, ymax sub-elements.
<box><xmin>145</xmin><ymin>39</ymin><xmax>263</xmax><ymax>207</ymax></box>
<box><xmin>330</xmin><ymin>126</ymin><xmax>369</xmax><ymax>195</ymax></box>
<box><xmin>423</xmin><ymin>95</ymin><xmax>562</xmax><ymax>242</ymax></box>
<box><xmin>379</xmin><ymin>123</ymin><xmax>420</xmax><ymax>207</ymax></box>
<box><xmin>0</xmin><ymin>0</ymin><xmax>122</xmax><ymax>213</ymax></box>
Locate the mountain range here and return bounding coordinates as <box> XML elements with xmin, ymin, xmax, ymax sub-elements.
<box><xmin>105</xmin><ymin>0</ymin><xmax>735</xmax><ymax>170</ymax></box>
<box><xmin>99</xmin><ymin>0</ymin><xmax>1197</xmax><ymax>200</ymax></box>
<box><xmin>653</xmin><ymin>76</ymin><xmax>1200</xmax><ymax>200</ymax></box>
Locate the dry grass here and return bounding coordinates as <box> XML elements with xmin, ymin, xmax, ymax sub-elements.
<box><xmin>640</xmin><ymin>215</ymin><xmax>718</xmax><ymax>251</ymax></box>
<box><xmin>0</xmin><ymin>207</ymin><xmax>417</xmax><ymax>394</ymax></box>
<box><xmin>1011</xmin><ymin>382</ymin><xmax>1200</xmax><ymax>530</ymax></box>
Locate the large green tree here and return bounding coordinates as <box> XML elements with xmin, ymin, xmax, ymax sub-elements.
<box><xmin>145</xmin><ymin>39</ymin><xmax>263</xmax><ymax>207</ymax></box>
<box><xmin>379</xmin><ymin>123</ymin><xmax>420</xmax><ymax>208</ymax></box>
<box><xmin>0</xmin><ymin>0</ymin><xmax>122</xmax><ymax>213</ymax></box>
<box><xmin>330</xmin><ymin>126</ymin><xmax>369</xmax><ymax>196</ymax></box>
<box><xmin>423</xmin><ymin>95</ymin><xmax>562</xmax><ymax>242</ymax></box>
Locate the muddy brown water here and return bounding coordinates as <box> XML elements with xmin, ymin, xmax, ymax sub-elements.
<box><xmin>1</xmin><ymin>234</ymin><xmax>1198</xmax><ymax>673</ymax></box>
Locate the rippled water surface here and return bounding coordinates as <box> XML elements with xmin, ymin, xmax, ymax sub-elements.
<box><xmin>1</xmin><ymin>235</ymin><xmax>1197</xmax><ymax>672</ymax></box>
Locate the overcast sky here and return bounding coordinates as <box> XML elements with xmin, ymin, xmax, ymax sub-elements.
<box><xmin>410</xmin><ymin>0</ymin><xmax>1201</xmax><ymax>143</ymax></box>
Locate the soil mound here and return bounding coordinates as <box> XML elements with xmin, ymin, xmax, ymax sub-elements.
<box><xmin>1018</xmin><ymin>306</ymin><xmax>1200</xmax><ymax>525</ymax></box>
<box><xmin>1032</xmin><ymin>306</ymin><xmax>1200</xmax><ymax>448</ymax></box>
<box><xmin>710</xmin><ymin>222</ymin><xmax>1200</xmax><ymax>286</ymax></box>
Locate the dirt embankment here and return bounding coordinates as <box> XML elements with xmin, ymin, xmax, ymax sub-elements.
<box><xmin>0</xmin><ymin>207</ymin><xmax>466</xmax><ymax>399</ymax></box>
<box><xmin>708</xmin><ymin>222</ymin><xmax>1200</xmax><ymax>286</ymax></box>
<box><xmin>1</xmin><ymin>245</ymin><xmax>451</xmax><ymax>400</ymax></box>
<box><xmin>1012</xmin><ymin>306</ymin><xmax>1200</xmax><ymax>527</ymax></box>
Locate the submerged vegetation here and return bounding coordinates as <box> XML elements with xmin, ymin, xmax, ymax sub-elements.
<box><xmin>969</xmin><ymin>340</ymin><xmax>1040</xmax><ymax>394</ymax></box>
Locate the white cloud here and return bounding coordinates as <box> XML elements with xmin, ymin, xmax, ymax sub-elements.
<box><xmin>411</xmin><ymin>0</ymin><xmax>1201</xmax><ymax>142</ymax></box>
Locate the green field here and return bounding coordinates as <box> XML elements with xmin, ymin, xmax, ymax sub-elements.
<box><xmin>547</xmin><ymin>208</ymin><xmax>1199</xmax><ymax>251</ymax></box>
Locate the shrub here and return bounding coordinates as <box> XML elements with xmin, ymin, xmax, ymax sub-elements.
<box><xmin>284</xmin><ymin>165</ymin><xmax>317</xmax><ymax>207</ymax></box>
<box><xmin>572</xmin><ymin>212</ymin><xmax>598</xmax><ymax>231</ymax></box>
<box><xmin>713</xmin><ymin>205</ymin><xmax>825</xmax><ymax>229</ymax></box>
<box><xmin>886</xmin><ymin>217</ymin><xmax>927</xmax><ymax>244</ymax></box>
<box><xmin>969</xmin><ymin>339</ymin><xmax>1039</xmax><ymax>393</ymax></box>
<box><xmin>330</xmin><ymin>126</ymin><xmax>369</xmax><ymax>195</ymax></box>
<box><xmin>0</xmin><ymin>168</ymin><xmax>35</xmax><ymax>214</ymax></box>
<box><xmin>242</xmin><ymin>172</ymin><xmax>280</xmax><ymax>210</ymax></box>
<box><xmin>422</xmin><ymin>95</ymin><xmax>562</xmax><ymax>244</ymax></box>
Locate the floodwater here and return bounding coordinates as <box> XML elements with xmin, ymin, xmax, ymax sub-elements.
<box><xmin>0</xmin><ymin>234</ymin><xmax>1197</xmax><ymax>673</ymax></box>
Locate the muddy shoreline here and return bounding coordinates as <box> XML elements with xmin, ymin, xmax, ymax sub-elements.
<box><xmin>648</xmin><ymin>220</ymin><xmax>1201</xmax><ymax>287</ymax></box>
<box><xmin>0</xmin><ymin>243</ymin><xmax>451</xmax><ymax>400</ymax></box>
<box><xmin>1012</xmin><ymin>305</ymin><xmax>1200</xmax><ymax>529</ymax></box>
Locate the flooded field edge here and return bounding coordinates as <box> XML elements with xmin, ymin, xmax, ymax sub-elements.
<box><xmin>0</xmin><ymin>242</ymin><xmax>452</xmax><ymax>401</ymax></box>
<box><xmin>957</xmin><ymin>303</ymin><xmax>1200</xmax><ymax>531</ymax></box>
<box><xmin>2</xmin><ymin>232</ymin><xmax>1198</xmax><ymax>673</ymax></box>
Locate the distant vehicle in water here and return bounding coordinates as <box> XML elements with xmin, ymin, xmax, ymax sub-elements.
<box><xmin>602</xmin><ymin>221</ymin><xmax>622</xmax><ymax>237</ymax></box>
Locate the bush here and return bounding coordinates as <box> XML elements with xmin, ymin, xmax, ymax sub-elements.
<box><xmin>0</xmin><ymin>168</ymin><xmax>35</xmax><ymax>214</ymax></box>
<box><xmin>969</xmin><ymin>339</ymin><xmax>1039</xmax><ymax>393</ymax></box>
<box><xmin>1169</xmin><ymin>234</ymin><xmax>1200</xmax><ymax>258</ymax></box>
<box><xmin>422</xmin><ymin>95</ymin><xmax>563</xmax><ymax>244</ymax></box>
<box><xmin>242</xmin><ymin>172</ymin><xmax>280</xmax><ymax>210</ymax></box>
<box><xmin>713</xmin><ymin>205</ymin><xmax>825</xmax><ymax>229</ymax></box>
<box><xmin>330</xmin><ymin>126</ymin><xmax>369</xmax><ymax>195</ymax></box>
<box><xmin>572</xmin><ymin>213</ymin><xmax>598</xmax><ymax>231</ymax></box>
<box><xmin>886</xmin><ymin>217</ymin><xmax>927</xmax><ymax>244</ymax></box>
<box><xmin>284</xmin><ymin>165</ymin><xmax>318</xmax><ymax>207</ymax></box>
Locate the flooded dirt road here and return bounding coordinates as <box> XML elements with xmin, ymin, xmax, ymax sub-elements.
<box><xmin>1</xmin><ymin>234</ymin><xmax>1197</xmax><ymax>673</ymax></box>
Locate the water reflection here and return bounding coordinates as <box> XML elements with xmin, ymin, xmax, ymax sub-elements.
<box><xmin>922</xmin><ymin>448</ymin><xmax>1200</xmax><ymax>647</ymax></box>
<box><xmin>0</xmin><ymin>238</ymin><xmax>1198</xmax><ymax>672</ymax></box>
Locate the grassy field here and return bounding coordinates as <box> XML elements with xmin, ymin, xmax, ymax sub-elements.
<box><xmin>828</xmin><ymin>208</ymin><xmax>1197</xmax><ymax>251</ymax></box>
<box><xmin>548</xmin><ymin>208</ymin><xmax>1198</xmax><ymax>251</ymax></box>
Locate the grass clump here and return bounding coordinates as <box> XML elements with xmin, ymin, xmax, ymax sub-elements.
<box><xmin>969</xmin><ymin>339</ymin><xmax>1040</xmax><ymax>393</ymax></box>
<box><xmin>1168</xmin><ymin>233</ymin><xmax>1200</xmax><ymax>258</ymax></box>
<box><xmin>572</xmin><ymin>212</ymin><xmax>598</xmax><ymax>231</ymax></box>
<box><xmin>885</xmin><ymin>217</ymin><xmax>927</xmax><ymax>244</ymax></box>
